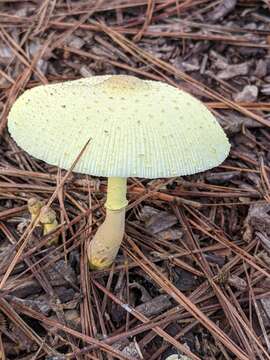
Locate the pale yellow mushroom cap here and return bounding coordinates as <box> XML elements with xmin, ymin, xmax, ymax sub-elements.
<box><xmin>27</xmin><ymin>197</ymin><xmax>43</xmax><ymax>215</ymax></box>
<box><xmin>8</xmin><ymin>75</ymin><xmax>230</xmax><ymax>178</ymax></box>
<box><xmin>39</xmin><ymin>206</ymin><xmax>57</xmax><ymax>224</ymax></box>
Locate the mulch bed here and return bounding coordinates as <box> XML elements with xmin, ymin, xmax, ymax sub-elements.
<box><xmin>0</xmin><ymin>1</ymin><xmax>270</xmax><ymax>359</ymax></box>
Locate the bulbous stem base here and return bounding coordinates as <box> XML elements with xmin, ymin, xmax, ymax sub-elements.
<box><xmin>87</xmin><ymin>207</ymin><xmax>126</xmax><ymax>269</ymax></box>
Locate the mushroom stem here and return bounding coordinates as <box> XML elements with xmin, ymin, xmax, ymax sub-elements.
<box><xmin>88</xmin><ymin>177</ymin><xmax>128</xmax><ymax>270</ymax></box>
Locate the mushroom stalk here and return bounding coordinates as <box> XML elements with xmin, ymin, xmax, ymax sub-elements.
<box><xmin>88</xmin><ymin>177</ymin><xmax>128</xmax><ymax>269</ymax></box>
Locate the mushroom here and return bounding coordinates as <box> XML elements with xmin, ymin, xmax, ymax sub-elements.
<box><xmin>39</xmin><ymin>206</ymin><xmax>59</xmax><ymax>246</ymax></box>
<box><xmin>8</xmin><ymin>75</ymin><xmax>230</xmax><ymax>269</ymax></box>
<box><xmin>27</xmin><ymin>197</ymin><xmax>43</xmax><ymax>222</ymax></box>
<box><xmin>27</xmin><ymin>198</ymin><xmax>58</xmax><ymax>245</ymax></box>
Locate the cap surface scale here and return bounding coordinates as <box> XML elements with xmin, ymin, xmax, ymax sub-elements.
<box><xmin>8</xmin><ymin>75</ymin><xmax>230</xmax><ymax>178</ymax></box>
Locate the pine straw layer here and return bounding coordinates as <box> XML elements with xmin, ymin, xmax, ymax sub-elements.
<box><xmin>0</xmin><ymin>1</ymin><xmax>270</xmax><ymax>359</ymax></box>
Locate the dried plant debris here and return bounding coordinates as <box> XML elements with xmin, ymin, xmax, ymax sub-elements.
<box><xmin>172</xmin><ymin>268</ymin><xmax>199</xmax><ymax>292</ymax></box>
<box><xmin>205</xmin><ymin>171</ymin><xmax>240</xmax><ymax>185</ymax></box>
<box><xmin>257</xmin><ymin>297</ymin><xmax>270</xmax><ymax>328</ymax></box>
<box><xmin>9</xmin><ymin>322</ymin><xmax>38</xmax><ymax>353</ymax></box>
<box><xmin>122</xmin><ymin>341</ymin><xmax>143</xmax><ymax>359</ymax></box>
<box><xmin>135</xmin><ymin>295</ymin><xmax>172</xmax><ymax>318</ymax></box>
<box><xmin>5</xmin><ymin>295</ymin><xmax>51</xmax><ymax>316</ymax></box>
<box><xmin>254</xmin><ymin>59</ymin><xmax>268</xmax><ymax>78</ymax></box>
<box><xmin>217</xmin><ymin>62</ymin><xmax>250</xmax><ymax>80</ymax></box>
<box><xmin>227</xmin><ymin>274</ymin><xmax>247</xmax><ymax>291</ymax></box>
<box><xmin>208</xmin><ymin>0</ymin><xmax>237</xmax><ymax>23</ymax></box>
<box><xmin>165</xmin><ymin>355</ymin><xmax>192</xmax><ymax>360</ymax></box>
<box><xmin>233</xmin><ymin>85</ymin><xmax>258</xmax><ymax>103</ymax></box>
<box><xmin>140</xmin><ymin>206</ymin><xmax>178</xmax><ymax>234</ymax></box>
<box><xmin>114</xmin><ymin>339</ymin><xmax>143</xmax><ymax>360</ymax></box>
<box><xmin>243</xmin><ymin>202</ymin><xmax>270</xmax><ymax>242</ymax></box>
<box><xmin>0</xmin><ymin>0</ymin><xmax>270</xmax><ymax>359</ymax></box>
<box><xmin>45</xmin><ymin>259</ymin><xmax>77</xmax><ymax>287</ymax></box>
<box><xmin>217</xmin><ymin>112</ymin><xmax>262</xmax><ymax>135</ymax></box>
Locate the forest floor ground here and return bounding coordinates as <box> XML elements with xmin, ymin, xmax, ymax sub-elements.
<box><xmin>0</xmin><ymin>1</ymin><xmax>270</xmax><ymax>359</ymax></box>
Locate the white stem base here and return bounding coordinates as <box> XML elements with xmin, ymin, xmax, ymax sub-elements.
<box><xmin>88</xmin><ymin>208</ymin><xmax>125</xmax><ymax>269</ymax></box>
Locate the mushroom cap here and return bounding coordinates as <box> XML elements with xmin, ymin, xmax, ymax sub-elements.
<box><xmin>39</xmin><ymin>206</ymin><xmax>56</xmax><ymax>224</ymax></box>
<box><xmin>27</xmin><ymin>197</ymin><xmax>43</xmax><ymax>215</ymax></box>
<box><xmin>8</xmin><ymin>75</ymin><xmax>230</xmax><ymax>178</ymax></box>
